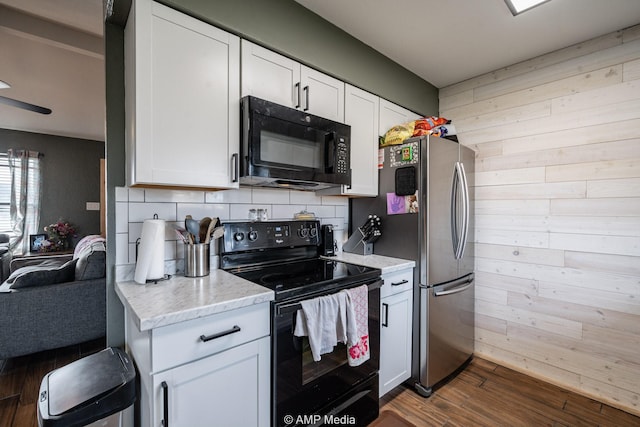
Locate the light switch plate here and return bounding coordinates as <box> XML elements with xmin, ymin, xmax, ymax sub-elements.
<box><xmin>86</xmin><ymin>202</ymin><xmax>101</xmax><ymax>211</ymax></box>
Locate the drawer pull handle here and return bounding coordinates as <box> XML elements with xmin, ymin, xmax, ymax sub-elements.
<box><xmin>161</xmin><ymin>381</ymin><xmax>169</xmax><ymax>427</ymax></box>
<box><xmin>382</xmin><ymin>303</ymin><xmax>389</xmax><ymax>327</ymax></box>
<box><xmin>391</xmin><ymin>279</ymin><xmax>409</xmax><ymax>286</ymax></box>
<box><xmin>199</xmin><ymin>325</ymin><xmax>241</xmax><ymax>342</ymax></box>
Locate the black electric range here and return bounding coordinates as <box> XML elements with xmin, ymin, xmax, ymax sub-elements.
<box><xmin>219</xmin><ymin>220</ymin><xmax>383</xmax><ymax>427</ymax></box>
<box><xmin>219</xmin><ymin>220</ymin><xmax>380</xmax><ymax>302</ymax></box>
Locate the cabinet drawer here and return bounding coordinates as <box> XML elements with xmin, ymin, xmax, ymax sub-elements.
<box><xmin>151</xmin><ymin>303</ymin><xmax>270</xmax><ymax>372</ymax></box>
<box><xmin>381</xmin><ymin>268</ymin><xmax>413</xmax><ymax>298</ymax></box>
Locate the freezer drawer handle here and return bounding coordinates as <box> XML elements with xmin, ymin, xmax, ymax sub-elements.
<box><xmin>391</xmin><ymin>279</ymin><xmax>408</xmax><ymax>286</ymax></box>
<box><xmin>434</xmin><ymin>282</ymin><xmax>472</xmax><ymax>297</ymax></box>
<box><xmin>199</xmin><ymin>325</ymin><xmax>241</xmax><ymax>342</ymax></box>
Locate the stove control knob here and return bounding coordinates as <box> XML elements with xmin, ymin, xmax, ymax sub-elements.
<box><xmin>248</xmin><ymin>230</ymin><xmax>258</xmax><ymax>241</ymax></box>
<box><xmin>309</xmin><ymin>227</ymin><xmax>318</xmax><ymax>238</ymax></box>
<box><xmin>233</xmin><ymin>232</ymin><xmax>245</xmax><ymax>242</ymax></box>
<box><xmin>298</xmin><ymin>228</ymin><xmax>309</xmax><ymax>238</ymax></box>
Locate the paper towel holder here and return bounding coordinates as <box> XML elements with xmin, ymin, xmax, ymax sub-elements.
<box><xmin>135</xmin><ymin>237</ymin><xmax>172</xmax><ymax>284</ymax></box>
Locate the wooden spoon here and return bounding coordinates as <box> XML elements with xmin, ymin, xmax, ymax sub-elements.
<box><xmin>198</xmin><ymin>217</ymin><xmax>212</xmax><ymax>244</ymax></box>
<box><xmin>204</xmin><ymin>220</ymin><xmax>217</xmax><ymax>243</ymax></box>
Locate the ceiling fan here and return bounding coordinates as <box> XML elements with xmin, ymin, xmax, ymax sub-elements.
<box><xmin>0</xmin><ymin>80</ymin><xmax>52</xmax><ymax>115</ymax></box>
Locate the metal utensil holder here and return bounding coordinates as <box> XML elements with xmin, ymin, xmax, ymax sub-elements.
<box><xmin>184</xmin><ymin>242</ymin><xmax>210</xmax><ymax>277</ymax></box>
<box><xmin>342</xmin><ymin>228</ymin><xmax>373</xmax><ymax>256</ymax></box>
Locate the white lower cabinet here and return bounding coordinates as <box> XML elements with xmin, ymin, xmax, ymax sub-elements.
<box><xmin>379</xmin><ymin>268</ymin><xmax>413</xmax><ymax>397</ymax></box>
<box><xmin>127</xmin><ymin>303</ymin><xmax>271</xmax><ymax>427</ymax></box>
<box><xmin>152</xmin><ymin>336</ymin><xmax>270</xmax><ymax>427</ymax></box>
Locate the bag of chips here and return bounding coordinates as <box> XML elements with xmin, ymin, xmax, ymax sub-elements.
<box><xmin>412</xmin><ymin>116</ymin><xmax>449</xmax><ymax>136</ymax></box>
<box><xmin>381</xmin><ymin>121</ymin><xmax>415</xmax><ymax>147</ymax></box>
<box><xmin>380</xmin><ymin>116</ymin><xmax>450</xmax><ymax>147</ymax></box>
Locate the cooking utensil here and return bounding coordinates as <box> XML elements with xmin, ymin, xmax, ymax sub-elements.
<box><xmin>199</xmin><ymin>217</ymin><xmax>212</xmax><ymax>244</ymax></box>
<box><xmin>211</xmin><ymin>226</ymin><xmax>224</xmax><ymax>241</ymax></box>
<box><xmin>185</xmin><ymin>218</ymin><xmax>200</xmax><ymax>243</ymax></box>
<box><xmin>172</xmin><ymin>225</ymin><xmax>190</xmax><ymax>243</ymax></box>
<box><xmin>204</xmin><ymin>219</ymin><xmax>217</xmax><ymax>244</ymax></box>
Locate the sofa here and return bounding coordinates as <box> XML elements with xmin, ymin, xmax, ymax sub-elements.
<box><xmin>0</xmin><ymin>235</ymin><xmax>106</xmax><ymax>360</ymax></box>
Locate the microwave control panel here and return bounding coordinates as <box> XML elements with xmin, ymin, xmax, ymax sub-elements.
<box><xmin>337</xmin><ymin>137</ymin><xmax>348</xmax><ymax>175</ymax></box>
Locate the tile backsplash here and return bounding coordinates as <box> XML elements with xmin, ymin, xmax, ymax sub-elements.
<box><xmin>115</xmin><ymin>186</ymin><xmax>349</xmax><ymax>281</ymax></box>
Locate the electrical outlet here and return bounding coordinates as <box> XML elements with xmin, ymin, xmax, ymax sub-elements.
<box><xmin>86</xmin><ymin>202</ymin><xmax>101</xmax><ymax>211</ymax></box>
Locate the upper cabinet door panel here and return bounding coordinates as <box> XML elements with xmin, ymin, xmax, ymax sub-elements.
<box><xmin>241</xmin><ymin>40</ymin><xmax>300</xmax><ymax>108</ymax></box>
<box><xmin>343</xmin><ymin>84</ymin><xmax>379</xmax><ymax>196</ymax></box>
<box><xmin>379</xmin><ymin>98</ymin><xmax>420</xmax><ymax>137</ymax></box>
<box><xmin>300</xmin><ymin>66</ymin><xmax>344</xmax><ymax>122</ymax></box>
<box><xmin>126</xmin><ymin>0</ymin><xmax>240</xmax><ymax>188</ymax></box>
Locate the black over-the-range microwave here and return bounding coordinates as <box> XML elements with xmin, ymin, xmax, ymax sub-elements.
<box><xmin>240</xmin><ymin>96</ymin><xmax>351</xmax><ymax>191</ymax></box>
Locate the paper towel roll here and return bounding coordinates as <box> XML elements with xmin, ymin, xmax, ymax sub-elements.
<box><xmin>134</xmin><ymin>218</ymin><xmax>166</xmax><ymax>284</ymax></box>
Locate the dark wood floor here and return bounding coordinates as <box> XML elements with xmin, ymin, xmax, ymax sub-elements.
<box><xmin>0</xmin><ymin>338</ymin><xmax>105</xmax><ymax>427</ymax></box>
<box><xmin>2</xmin><ymin>344</ymin><xmax>639</xmax><ymax>427</ymax></box>
<box><xmin>380</xmin><ymin>357</ymin><xmax>640</xmax><ymax>427</ymax></box>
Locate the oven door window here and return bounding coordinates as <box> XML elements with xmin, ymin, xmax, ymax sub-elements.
<box><xmin>253</xmin><ymin>113</ymin><xmax>333</xmax><ymax>173</ymax></box>
<box><xmin>301</xmin><ymin>338</ymin><xmax>347</xmax><ymax>386</ymax></box>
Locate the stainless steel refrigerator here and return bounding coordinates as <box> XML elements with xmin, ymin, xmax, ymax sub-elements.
<box><xmin>351</xmin><ymin>135</ymin><xmax>475</xmax><ymax>396</ymax></box>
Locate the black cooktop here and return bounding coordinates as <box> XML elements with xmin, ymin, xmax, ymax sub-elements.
<box><xmin>228</xmin><ymin>258</ymin><xmax>380</xmax><ymax>302</ymax></box>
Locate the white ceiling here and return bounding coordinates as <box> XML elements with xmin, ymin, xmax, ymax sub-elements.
<box><xmin>296</xmin><ymin>0</ymin><xmax>640</xmax><ymax>88</ymax></box>
<box><xmin>1</xmin><ymin>0</ymin><xmax>640</xmax><ymax>142</ymax></box>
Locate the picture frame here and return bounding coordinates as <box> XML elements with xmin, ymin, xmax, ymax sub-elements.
<box><xmin>29</xmin><ymin>234</ymin><xmax>49</xmax><ymax>252</ymax></box>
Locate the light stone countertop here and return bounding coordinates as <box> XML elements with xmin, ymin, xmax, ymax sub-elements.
<box><xmin>327</xmin><ymin>252</ymin><xmax>415</xmax><ymax>274</ymax></box>
<box><xmin>115</xmin><ymin>270</ymin><xmax>274</xmax><ymax>332</ymax></box>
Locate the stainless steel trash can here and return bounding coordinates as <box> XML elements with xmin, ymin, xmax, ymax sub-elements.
<box><xmin>37</xmin><ymin>347</ymin><xmax>136</xmax><ymax>427</ymax></box>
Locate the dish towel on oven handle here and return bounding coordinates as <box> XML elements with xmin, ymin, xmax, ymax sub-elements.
<box><xmin>293</xmin><ymin>292</ymin><xmax>349</xmax><ymax>362</ymax></box>
<box><xmin>344</xmin><ymin>284</ymin><xmax>370</xmax><ymax>366</ymax></box>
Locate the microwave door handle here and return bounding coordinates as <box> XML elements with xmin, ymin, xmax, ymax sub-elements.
<box><xmin>231</xmin><ymin>153</ymin><xmax>239</xmax><ymax>183</ymax></box>
<box><xmin>325</xmin><ymin>132</ymin><xmax>336</xmax><ymax>172</ymax></box>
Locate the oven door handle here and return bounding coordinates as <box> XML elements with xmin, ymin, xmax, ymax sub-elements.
<box><xmin>276</xmin><ymin>279</ymin><xmax>383</xmax><ymax>315</ymax></box>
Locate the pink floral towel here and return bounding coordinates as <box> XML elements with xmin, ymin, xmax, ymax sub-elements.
<box><xmin>344</xmin><ymin>284</ymin><xmax>369</xmax><ymax>366</ymax></box>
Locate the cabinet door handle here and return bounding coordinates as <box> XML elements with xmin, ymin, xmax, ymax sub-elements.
<box><xmin>303</xmin><ymin>85</ymin><xmax>309</xmax><ymax>111</ymax></box>
<box><xmin>231</xmin><ymin>153</ymin><xmax>239</xmax><ymax>183</ymax></box>
<box><xmin>294</xmin><ymin>82</ymin><xmax>301</xmax><ymax>108</ymax></box>
<box><xmin>382</xmin><ymin>303</ymin><xmax>389</xmax><ymax>327</ymax></box>
<box><xmin>161</xmin><ymin>381</ymin><xmax>169</xmax><ymax>427</ymax></box>
<box><xmin>199</xmin><ymin>325</ymin><xmax>241</xmax><ymax>342</ymax></box>
<box><xmin>391</xmin><ymin>279</ymin><xmax>408</xmax><ymax>286</ymax></box>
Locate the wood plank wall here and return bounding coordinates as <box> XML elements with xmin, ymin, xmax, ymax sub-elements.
<box><xmin>439</xmin><ymin>24</ymin><xmax>640</xmax><ymax>416</ymax></box>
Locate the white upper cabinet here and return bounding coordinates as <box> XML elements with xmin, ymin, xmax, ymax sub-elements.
<box><xmin>300</xmin><ymin>67</ymin><xmax>345</xmax><ymax>122</ymax></box>
<box><xmin>241</xmin><ymin>40</ymin><xmax>345</xmax><ymax>122</ymax></box>
<box><xmin>240</xmin><ymin>40</ymin><xmax>300</xmax><ymax>109</ymax></box>
<box><xmin>321</xmin><ymin>84</ymin><xmax>379</xmax><ymax>197</ymax></box>
<box><xmin>379</xmin><ymin>98</ymin><xmax>421</xmax><ymax>137</ymax></box>
<box><xmin>125</xmin><ymin>0</ymin><xmax>240</xmax><ymax>189</ymax></box>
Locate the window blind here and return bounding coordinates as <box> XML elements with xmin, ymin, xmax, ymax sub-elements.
<box><xmin>0</xmin><ymin>154</ymin><xmax>10</xmax><ymax>233</ymax></box>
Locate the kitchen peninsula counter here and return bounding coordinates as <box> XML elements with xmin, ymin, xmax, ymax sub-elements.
<box><xmin>326</xmin><ymin>252</ymin><xmax>415</xmax><ymax>274</ymax></box>
<box><xmin>115</xmin><ymin>270</ymin><xmax>274</xmax><ymax>331</ymax></box>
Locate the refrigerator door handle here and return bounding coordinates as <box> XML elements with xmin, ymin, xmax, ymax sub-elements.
<box><xmin>459</xmin><ymin>162</ymin><xmax>470</xmax><ymax>259</ymax></box>
<box><xmin>450</xmin><ymin>162</ymin><xmax>465</xmax><ymax>259</ymax></box>
<box><xmin>433</xmin><ymin>275</ymin><xmax>474</xmax><ymax>297</ymax></box>
<box><xmin>434</xmin><ymin>282</ymin><xmax>472</xmax><ymax>297</ymax></box>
